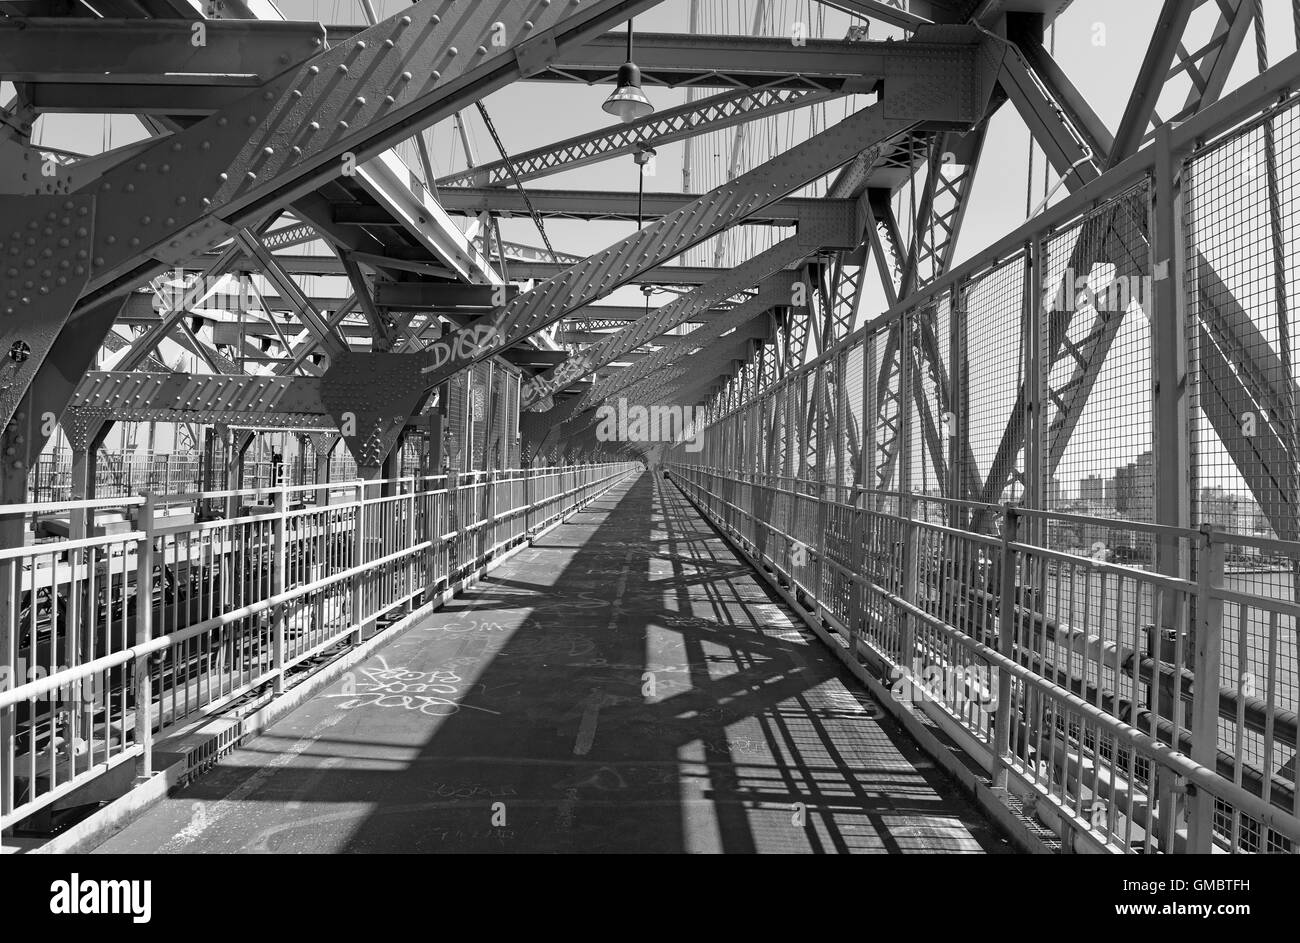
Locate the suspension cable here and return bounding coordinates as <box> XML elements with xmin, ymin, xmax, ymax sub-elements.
<box><xmin>474</xmin><ymin>101</ymin><xmax>559</xmax><ymax>266</ymax></box>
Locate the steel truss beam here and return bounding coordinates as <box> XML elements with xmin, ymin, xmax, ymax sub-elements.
<box><xmin>437</xmin><ymin>86</ymin><xmax>841</xmax><ymax>189</ymax></box>
<box><xmin>169</xmin><ymin>250</ymin><xmax>730</xmax><ymax>286</ymax></box>
<box><xmin>74</xmin><ymin>0</ymin><xmax>672</xmax><ymax>308</ymax></box>
<box><xmin>2</xmin><ymin>0</ymin><xmax>675</xmax><ymax>466</ymax></box>
<box><xmin>582</xmin><ymin>277</ymin><xmax>800</xmax><ymax>408</ymax></box>
<box><xmin>360</xmin><ymin>38</ymin><xmax>993</xmax><ymax>464</ymax></box>
<box><xmin>975</xmin><ymin>7</ymin><xmax>1258</xmax><ymax>516</ymax></box>
<box><xmin>523</xmin><ymin>234</ymin><xmax>833</xmax><ymax>409</ymax></box>
<box><xmin>1109</xmin><ymin>0</ymin><xmax>1253</xmax><ymax>166</ymax></box>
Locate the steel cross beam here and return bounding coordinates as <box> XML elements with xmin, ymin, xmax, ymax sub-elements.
<box><xmin>998</xmin><ymin>42</ymin><xmax>1101</xmax><ymax>188</ymax></box>
<box><xmin>64</xmin><ymin>372</ymin><xmax>332</xmax><ymax>434</ymax></box>
<box><xmin>18</xmin><ymin>29</ymin><xmax>900</xmax><ymax>109</ymax></box>
<box><xmin>1194</xmin><ymin>255</ymin><xmax>1300</xmax><ymax>541</ymax></box>
<box><xmin>354</xmin><ymin>149</ymin><xmax>503</xmax><ymax>285</ymax></box>
<box><xmin>437</xmin><ymin>86</ymin><xmax>841</xmax><ymax>189</ymax></box>
<box><xmin>0</xmin><ymin>18</ymin><xmax>327</xmax><ymax>88</ymax></box>
<box><xmin>522</xmin><ymin>231</ymin><xmax>841</xmax><ymax>410</ymax></box>
<box><xmin>434</xmin><ymin>187</ymin><xmax>847</xmax><ymax>224</ymax></box>
<box><xmin>815</xmin><ymin>0</ymin><xmax>933</xmax><ymax>30</ymax></box>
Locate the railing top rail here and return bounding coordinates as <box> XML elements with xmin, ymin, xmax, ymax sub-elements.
<box><xmin>0</xmin><ymin>495</ymin><xmax>147</xmax><ymax>515</ymax></box>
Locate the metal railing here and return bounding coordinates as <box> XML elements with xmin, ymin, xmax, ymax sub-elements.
<box><xmin>656</xmin><ymin>80</ymin><xmax>1300</xmax><ymax>855</ymax></box>
<box><xmin>668</xmin><ymin>465</ymin><xmax>1300</xmax><ymax>853</ymax></box>
<box><xmin>0</xmin><ymin>462</ymin><xmax>637</xmax><ymax>831</ymax></box>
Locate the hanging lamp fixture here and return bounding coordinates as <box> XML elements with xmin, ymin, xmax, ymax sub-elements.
<box><xmin>602</xmin><ymin>19</ymin><xmax>653</xmax><ymax>123</ymax></box>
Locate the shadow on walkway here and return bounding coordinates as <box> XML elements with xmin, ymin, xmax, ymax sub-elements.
<box><xmin>93</xmin><ymin>471</ymin><xmax>1010</xmax><ymax>854</ymax></box>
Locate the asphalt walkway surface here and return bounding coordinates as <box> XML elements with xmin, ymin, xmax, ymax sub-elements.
<box><xmin>93</xmin><ymin>471</ymin><xmax>1009</xmax><ymax>853</ymax></box>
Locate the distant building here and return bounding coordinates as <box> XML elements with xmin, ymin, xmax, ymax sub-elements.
<box><xmin>1080</xmin><ymin>474</ymin><xmax>1105</xmax><ymax>503</ymax></box>
<box><xmin>1199</xmin><ymin>487</ymin><xmax>1240</xmax><ymax>534</ymax></box>
<box><xmin>1113</xmin><ymin>451</ymin><xmax>1154</xmax><ymax>557</ymax></box>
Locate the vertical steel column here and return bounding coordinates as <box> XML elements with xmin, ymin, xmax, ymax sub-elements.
<box><xmin>314</xmin><ymin>437</ymin><xmax>334</xmax><ymax>504</ymax></box>
<box><xmin>1188</xmin><ymin>524</ymin><xmax>1225</xmax><ymax>851</ymax></box>
<box><xmin>1023</xmin><ymin>241</ymin><xmax>1045</xmax><ymax>536</ymax></box>
<box><xmin>1152</xmin><ymin>124</ymin><xmax>1193</xmax><ymax>582</ymax></box>
<box><xmin>69</xmin><ymin>422</ymin><xmax>111</xmax><ymax>539</ymax></box>
<box><xmin>898</xmin><ymin>312</ymin><xmax>918</xmax><ymax>669</ymax></box>
<box><xmin>948</xmin><ymin>283</ymin><xmax>966</xmax><ymax>525</ymax></box>
<box><xmin>812</xmin><ymin>359</ymin><xmax>829</xmax><ymax>607</ymax></box>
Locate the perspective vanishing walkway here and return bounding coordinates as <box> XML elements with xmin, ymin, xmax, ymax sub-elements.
<box><xmin>92</xmin><ymin>471</ymin><xmax>1010</xmax><ymax>853</ymax></box>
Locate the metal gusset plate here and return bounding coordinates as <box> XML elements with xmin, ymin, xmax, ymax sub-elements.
<box><xmin>0</xmin><ymin>194</ymin><xmax>96</xmax><ymax>432</ymax></box>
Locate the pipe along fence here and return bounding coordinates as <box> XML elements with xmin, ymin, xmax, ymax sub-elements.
<box><xmin>0</xmin><ymin>462</ymin><xmax>637</xmax><ymax>832</ymax></box>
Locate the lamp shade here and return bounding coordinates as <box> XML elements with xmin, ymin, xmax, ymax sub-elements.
<box><xmin>602</xmin><ymin>62</ymin><xmax>653</xmax><ymax>123</ymax></box>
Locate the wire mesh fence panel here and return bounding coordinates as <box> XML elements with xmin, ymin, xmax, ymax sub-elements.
<box><xmin>908</xmin><ymin>304</ymin><xmax>948</xmax><ymax>518</ymax></box>
<box><xmin>1182</xmin><ymin>95</ymin><xmax>1300</xmax><ymax>815</ymax></box>
<box><xmin>958</xmin><ymin>254</ymin><xmax>1025</xmax><ymax>512</ymax></box>
<box><xmin>1039</xmin><ymin>183</ymin><xmax>1153</xmax><ymax>558</ymax></box>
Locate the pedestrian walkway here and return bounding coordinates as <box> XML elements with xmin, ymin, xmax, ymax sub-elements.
<box><xmin>92</xmin><ymin>471</ymin><xmax>1009</xmax><ymax>853</ymax></box>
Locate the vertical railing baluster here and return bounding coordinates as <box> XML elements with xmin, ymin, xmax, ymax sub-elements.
<box><xmin>133</xmin><ymin>494</ymin><xmax>155</xmax><ymax>780</ymax></box>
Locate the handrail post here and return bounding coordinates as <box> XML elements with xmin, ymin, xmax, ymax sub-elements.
<box><xmin>1187</xmin><ymin>522</ymin><xmax>1225</xmax><ymax>852</ymax></box>
<box><xmin>898</xmin><ymin>490</ymin><xmax>919</xmax><ymax>676</ymax></box>
<box><xmin>992</xmin><ymin>501</ymin><xmax>1019</xmax><ymax>791</ymax></box>
<box><xmin>523</xmin><ymin>467</ymin><xmax>533</xmax><ymax>537</ymax></box>
<box><xmin>404</xmin><ymin>479</ymin><xmax>417</xmax><ymax>614</ymax></box>
<box><xmin>271</xmin><ymin>487</ymin><xmax>287</xmax><ymax>694</ymax></box>
<box><xmin>487</xmin><ymin>469</ymin><xmax>497</xmax><ymax>552</ymax></box>
<box><xmin>133</xmin><ymin>493</ymin><xmax>155</xmax><ymax>780</ymax></box>
<box><xmin>423</xmin><ymin>475</ymin><xmax>439</xmax><ymax>597</ymax></box>
<box><xmin>350</xmin><ymin>480</ymin><xmax>366</xmax><ymax>646</ymax></box>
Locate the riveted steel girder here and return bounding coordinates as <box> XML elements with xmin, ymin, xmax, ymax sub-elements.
<box><xmin>66</xmin><ymin>371</ymin><xmax>331</xmax><ymax>429</ymax></box>
<box><xmin>68</xmin><ymin>0</ymin><xmax>672</xmax><ymax>307</ymax></box>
